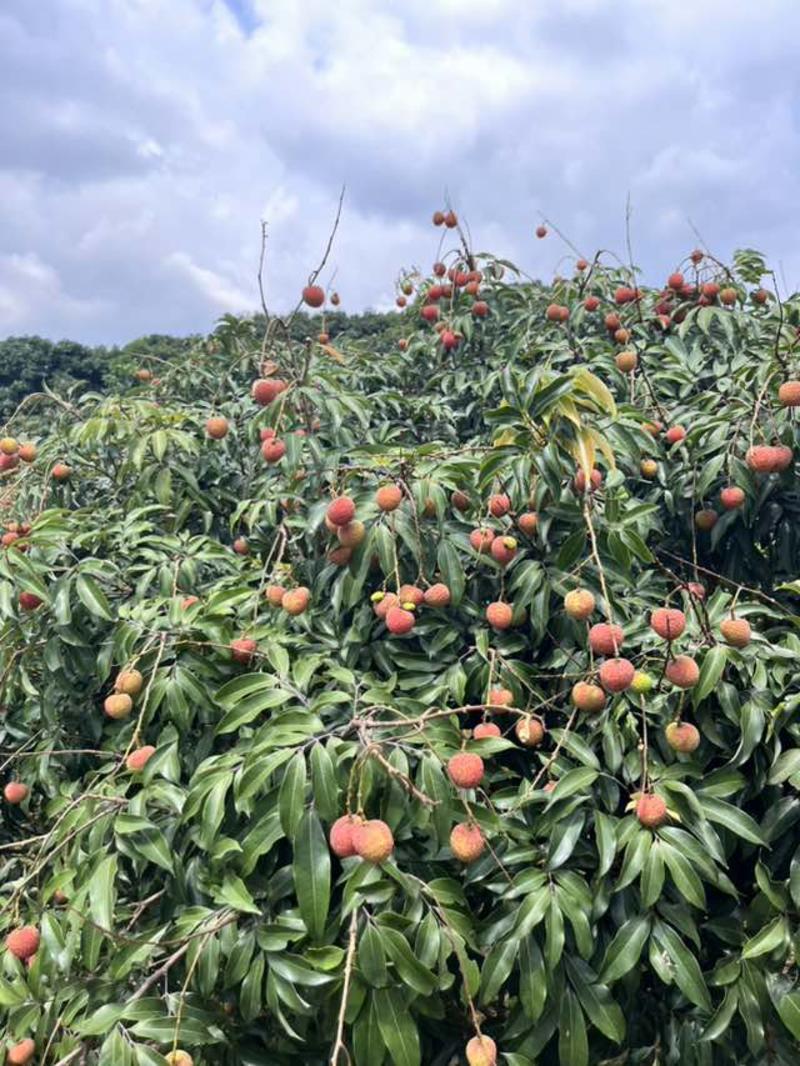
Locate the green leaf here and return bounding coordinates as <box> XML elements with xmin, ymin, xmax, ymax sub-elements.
<box><xmin>558</xmin><ymin>989</ymin><xmax>589</xmax><ymax>1066</ymax></box>
<box><xmin>741</xmin><ymin>916</ymin><xmax>788</xmax><ymax>960</ymax></box>
<box><xmin>279</xmin><ymin>752</ymin><xmax>307</xmax><ymax>838</ymax></box>
<box><xmin>90</xmin><ymin>855</ymin><xmax>117</xmax><ymax>931</ymax></box>
<box><xmin>374</xmin><ymin>988</ymin><xmax>421</xmax><ymax>1066</ymax></box>
<box><xmin>653</xmin><ymin>921</ymin><xmax>711</xmax><ymax>1011</ymax></box>
<box><xmin>76</xmin><ymin>572</ymin><xmax>114</xmax><ymax>620</ymax></box>
<box><xmin>700</xmin><ymin>798</ymin><xmax>766</xmax><ymax>846</ymax></box>
<box><xmin>600</xmin><ymin>915</ymin><xmax>650</xmax><ymax>984</ymax></box>
<box><xmin>293</xmin><ymin>809</ymin><xmax>331</xmax><ymax>942</ymax></box>
<box><xmin>693</xmin><ymin>646</ymin><xmax>728</xmax><ymax>706</ymax></box>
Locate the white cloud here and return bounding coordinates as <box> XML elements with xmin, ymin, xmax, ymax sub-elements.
<box><xmin>0</xmin><ymin>0</ymin><xmax>799</xmax><ymax>341</ymax></box>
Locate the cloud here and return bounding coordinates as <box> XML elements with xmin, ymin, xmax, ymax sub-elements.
<box><xmin>0</xmin><ymin>0</ymin><xmax>799</xmax><ymax>343</ymax></box>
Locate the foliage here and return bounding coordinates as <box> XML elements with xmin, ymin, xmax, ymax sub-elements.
<box><xmin>1</xmin><ymin>232</ymin><xmax>800</xmax><ymax>1066</ymax></box>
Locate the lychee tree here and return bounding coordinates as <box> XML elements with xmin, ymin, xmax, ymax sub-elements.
<box><xmin>1</xmin><ymin>218</ymin><xmax>800</xmax><ymax>1066</ymax></box>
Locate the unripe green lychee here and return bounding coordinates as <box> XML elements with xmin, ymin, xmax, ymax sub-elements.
<box><xmin>630</xmin><ymin>671</ymin><xmax>654</xmax><ymax>694</ymax></box>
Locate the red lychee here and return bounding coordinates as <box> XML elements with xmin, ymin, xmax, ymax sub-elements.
<box><xmin>490</xmin><ymin>536</ymin><xmax>517</xmax><ymax>566</ymax></box>
<box><xmin>375</xmin><ymin>484</ymin><xmax>403</xmax><ymax>511</ymax></box>
<box><xmin>251</xmin><ymin>378</ymin><xmax>287</xmax><ymax>406</ymax></box>
<box><xmin>695</xmin><ymin>509</ymin><xmax>718</xmax><ymax>532</ymax></box>
<box><xmin>667</xmin><ymin>272</ymin><xmax>684</xmax><ymax>291</ymax></box>
<box><xmin>104</xmin><ymin>693</ymin><xmax>133</xmax><ymax>719</ymax></box>
<box><xmin>385</xmin><ymin>606</ymin><xmax>415</xmax><ymax>635</ymax></box>
<box><xmin>588</xmin><ymin>623</ymin><xmax>623</xmax><ymax>656</ymax></box>
<box><xmin>230</xmin><ymin>638</ymin><xmax>257</xmax><ymax>665</ymax></box>
<box><xmin>488</xmin><ymin>493</ymin><xmax>510</xmax><ymax>517</ymax></box>
<box><xmin>206</xmin><ymin>416</ymin><xmax>229</xmax><ymax>439</ymax></box>
<box><xmin>447</xmin><ymin>752</ymin><xmax>484</xmax><ymax>789</ymax></box>
<box><xmin>18</xmin><ymin>592</ymin><xmax>42</xmax><ymax>611</ymax></box>
<box><xmin>535</xmin><ymin>225</ymin><xmax>547</xmax><ymax>238</ymax></box>
<box><xmin>329</xmin><ymin>814</ymin><xmax>363</xmax><ymax>858</ymax></box>
<box><xmin>423</xmin><ymin>583</ymin><xmax>451</xmax><ymax>608</ymax></box>
<box><xmin>599</xmin><ymin>658</ymin><xmax>635</xmax><ymax>692</ymax></box>
<box><xmin>126</xmin><ymin>746</ymin><xmax>156</xmax><ymax>773</ymax></box>
<box><xmin>487</xmin><ymin>687</ymin><xmax>513</xmax><ymax>708</ymax></box>
<box><xmin>326</xmin><ymin>496</ymin><xmax>356</xmax><ymax>527</ymax></box>
<box><xmin>650</xmin><ymin>608</ymin><xmax>686</xmax><ymax>640</ymax></box>
<box><xmin>266</xmin><ymin>584</ymin><xmax>285</xmax><ymax>607</ymax></box>
<box><xmin>450</xmin><ymin>822</ymin><xmax>486</xmax><ymax>863</ymax></box>
<box><xmin>352</xmin><ymin>819</ymin><xmax>394</xmax><ymax>863</ymax></box>
<box><xmin>283</xmin><ymin>587</ymin><xmax>310</xmax><ymax>616</ymax></box>
<box><xmin>665</xmin><ymin>722</ymin><xmax>700</xmax><ymax>753</ymax></box>
<box><xmin>720</xmin><ymin>486</ymin><xmax>745</xmax><ymax>509</ymax></box>
<box><xmin>517</xmin><ymin>512</ymin><xmax>538</xmax><ymax>536</ymax></box>
<box><xmin>261</xmin><ymin>438</ymin><xmax>286</xmax><ymax>463</ymax></box>
<box><xmin>571</xmin><ymin>682</ymin><xmax>605</xmax><ymax>713</ymax></box>
<box><xmin>7</xmin><ymin>1039</ymin><xmax>36</xmax><ymax>1066</ymax></box>
<box><xmin>515</xmin><ymin>716</ymin><xmax>545</xmax><ymax>747</ymax></box>
<box><xmin>665</xmin><ymin>655</ymin><xmax>700</xmax><ymax>688</ymax></box>
<box><xmin>584</xmin><ymin>295</ymin><xmax>600</xmax><ymax>311</ymax></box>
<box><xmin>636</xmin><ymin>793</ymin><xmax>667</xmax><ymax>828</ymax></box>
<box><xmin>486</xmin><ymin>602</ymin><xmax>513</xmax><ymax>629</ymax></box>
<box><xmin>6</xmin><ymin>926</ymin><xmax>39</xmax><ymax>961</ymax></box>
<box><xmin>720</xmin><ymin>617</ymin><xmax>751</xmax><ymax>648</ymax></box>
<box><xmin>469</xmin><ymin>528</ymin><xmax>495</xmax><ymax>553</ymax></box>
<box><xmin>778</xmin><ymin>381</ymin><xmax>800</xmax><ymax>407</ymax></box>
<box><xmin>4</xmin><ymin>781</ymin><xmax>28</xmax><ymax>804</ymax></box>
<box><xmin>302</xmin><ymin>285</ymin><xmax>325</xmax><ymax>308</ymax></box>
<box><xmin>474</xmin><ymin>722</ymin><xmax>501</xmax><ymax>739</ymax></box>
<box><xmin>466</xmin><ymin>1034</ymin><xmax>497</xmax><ymax>1066</ymax></box>
<box><xmin>665</xmin><ymin>426</ymin><xmax>686</xmax><ymax>446</ymax></box>
<box><xmin>573</xmin><ymin>468</ymin><xmax>602</xmax><ymax>494</ymax></box>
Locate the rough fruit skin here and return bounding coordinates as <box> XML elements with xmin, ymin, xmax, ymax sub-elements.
<box><xmin>385</xmin><ymin>606</ymin><xmax>415</xmax><ymax>635</ymax></box>
<box><xmin>487</xmin><ymin>687</ymin><xmax>513</xmax><ymax>708</ymax></box>
<box><xmin>535</xmin><ymin>224</ymin><xmax>547</xmax><ymax>238</ymax></box>
<box><xmin>466</xmin><ymin>1034</ymin><xmax>497</xmax><ymax>1066</ymax></box>
<box><xmin>665</xmin><ymin>655</ymin><xmax>700</xmax><ymax>688</ymax></box>
<box><xmin>104</xmin><ymin>693</ymin><xmax>133</xmax><ymax>719</ymax></box>
<box><xmin>571</xmin><ymin>682</ymin><xmax>605</xmax><ymax>713</ymax></box>
<box><xmin>302</xmin><ymin>284</ymin><xmax>325</xmax><ymax>308</ymax></box>
<box><xmin>695</xmin><ymin>509</ymin><xmax>718</xmax><ymax>532</ymax></box>
<box><xmin>352</xmin><ymin>819</ymin><xmax>394</xmax><ymax>863</ymax></box>
<box><xmin>423</xmin><ymin>583</ymin><xmax>451</xmax><ymax>608</ymax></box>
<box><xmin>326</xmin><ymin>496</ymin><xmax>356</xmax><ymax>527</ymax></box>
<box><xmin>631</xmin><ymin>671</ymin><xmax>654</xmax><ymax>694</ymax></box>
<box><xmin>469</xmin><ymin>528</ymin><xmax>495</xmax><ymax>553</ymax></box>
<box><xmin>488</xmin><ymin>493</ymin><xmax>510</xmax><ymax>518</ymax></box>
<box><xmin>665</xmin><ymin>722</ymin><xmax>701</xmax><ymax>753</ymax></box>
<box><xmin>115</xmin><ymin>669</ymin><xmax>144</xmax><ymax>696</ymax></box>
<box><xmin>165</xmin><ymin>1053</ymin><xmax>194</xmax><ymax>1066</ymax></box>
<box><xmin>667</xmin><ymin>272</ymin><xmax>684</xmax><ymax>291</ymax></box>
<box><xmin>665</xmin><ymin>426</ymin><xmax>686</xmax><ymax>446</ymax></box>
<box><xmin>447</xmin><ymin>752</ymin><xmax>484</xmax><ymax>789</ymax></box>
<box><xmin>329</xmin><ymin>815</ymin><xmax>363</xmax><ymax>858</ymax></box>
<box><xmin>126</xmin><ymin>746</ymin><xmax>156</xmax><ymax>772</ymax></box>
<box><xmin>398</xmin><ymin>584</ymin><xmax>425</xmax><ymax>607</ymax></box>
<box><xmin>640</xmin><ymin>459</ymin><xmax>658</xmax><ymax>479</ymax></box>
<box><xmin>18</xmin><ymin>592</ymin><xmax>42</xmax><ymax>611</ymax></box>
<box><xmin>650</xmin><ymin>608</ymin><xmax>686</xmax><ymax>640</ymax></box>
<box><xmin>283</xmin><ymin>587</ymin><xmax>310</xmax><ymax>616</ymax></box>
<box><xmin>687</xmin><ymin>582</ymin><xmax>706</xmax><ymax>600</ymax></box>
<box><xmin>18</xmin><ymin>443</ymin><xmax>36</xmax><ymax>463</ymax></box>
<box><xmin>745</xmin><ymin>445</ymin><xmax>792</xmax><ymax>474</ymax></box>
<box><xmin>584</xmin><ymin>295</ymin><xmax>600</xmax><ymax>311</ymax></box>
<box><xmin>720</xmin><ymin>486</ymin><xmax>745</xmax><ymax>509</ymax></box>
<box><xmin>206</xmin><ymin>416</ymin><xmax>229</xmax><ymax>439</ymax></box>
<box><xmin>6</xmin><ymin>926</ymin><xmax>39</xmax><ymax>961</ymax></box>
<box><xmin>7</xmin><ymin>1039</ymin><xmax>36</xmax><ymax>1065</ymax></box>
<box><xmin>261</xmin><ymin>438</ymin><xmax>286</xmax><ymax>463</ymax></box>
<box><xmin>251</xmin><ymin>378</ymin><xmax>287</xmax><ymax>405</ymax></box>
<box><xmin>230</xmin><ymin>638</ymin><xmax>257</xmax><ymax>665</ymax></box>
<box><xmin>515</xmin><ymin>716</ymin><xmax>545</xmax><ymax>747</ymax></box>
<box><xmin>720</xmin><ymin>287</ymin><xmax>737</xmax><ymax>305</ymax></box>
<box><xmin>778</xmin><ymin>381</ymin><xmax>800</xmax><ymax>407</ymax></box>
<box><xmin>517</xmin><ymin>511</ymin><xmax>538</xmax><ymax>536</ymax></box>
<box><xmin>616</xmin><ymin>350</ymin><xmax>637</xmax><ymax>372</ymax></box>
<box><xmin>451</xmin><ymin>490</ymin><xmax>470</xmax><ymax>512</ymax></box>
<box><xmin>327</xmin><ymin>545</ymin><xmax>352</xmax><ymax>566</ymax></box>
<box><xmin>574</xmin><ymin>467</ymin><xmax>602</xmax><ymax>493</ymax></box>
<box><xmin>52</xmin><ymin>462</ymin><xmax>71</xmax><ymax>480</ymax></box>
<box><xmin>588</xmin><ymin>623</ymin><xmax>624</xmax><ymax>656</ymax></box>
<box><xmin>4</xmin><ymin>781</ymin><xmax>28</xmax><ymax>804</ymax></box>
<box><xmin>564</xmin><ymin>588</ymin><xmax>595</xmax><ymax>621</ymax></box>
<box><xmin>490</xmin><ymin>536</ymin><xmax>517</xmax><ymax>566</ymax></box>
<box><xmin>266</xmin><ymin>584</ymin><xmax>285</xmax><ymax>607</ymax></box>
<box><xmin>372</xmin><ymin>592</ymin><xmax>398</xmax><ymax>620</ymax></box>
<box><xmin>375</xmin><ymin>484</ymin><xmax>403</xmax><ymax>511</ymax></box>
<box><xmin>474</xmin><ymin>722</ymin><xmax>501</xmax><ymax>739</ymax></box>
<box><xmin>599</xmin><ymin>658</ymin><xmax>636</xmax><ymax>693</ymax></box>
<box><xmin>337</xmin><ymin>521</ymin><xmax>366</xmax><ymax>548</ymax></box>
<box><xmin>720</xmin><ymin>617</ymin><xmax>751</xmax><ymax>648</ymax></box>
<box><xmin>637</xmin><ymin>793</ymin><xmax>668</xmax><ymax>828</ymax></box>
<box><xmin>486</xmin><ymin>602</ymin><xmax>513</xmax><ymax>629</ymax></box>
<box><xmin>450</xmin><ymin>822</ymin><xmax>486</xmax><ymax>863</ymax></box>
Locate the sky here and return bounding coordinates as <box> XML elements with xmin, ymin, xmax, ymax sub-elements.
<box><xmin>1</xmin><ymin>0</ymin><xmax>799</xmax><ymax>345</ymax></box>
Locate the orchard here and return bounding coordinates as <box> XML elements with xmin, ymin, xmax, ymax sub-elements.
<box><xmin>1</xmin><ymin>210</ymin><xmax>800</xmax><ymax>1066</ymax></box>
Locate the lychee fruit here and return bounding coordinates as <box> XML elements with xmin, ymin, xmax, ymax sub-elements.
<box><xmin>444</xmin><ymin>210</ymin><xmax>458</xmax><ymax>228</ymax></box>
<box><xmin>7</xmin><ymin>1039</ymin><xmax>36</xmax><ymax>1066</ymax></box>
<box><xmin>535</xmin><ymin>225</ymin><xmax>547</xmax><ymax>238</ymax></box>
<box><xmin>375</xmin><ymin>484</ymin><xmax>403</xmax><ymax>511</ymax></box>
<box><xmin>753</xmin><ymin>288</ymin><xmax>769</xmax><ymax>305</ymax></box>
<box><xmin>667</xmin><ymin>272</ymin><xmax>684</xmax><ymax>291</ymax></box>
<box><xmin>515</xmin><ymin>716</ymin><xmax>545</xmax><ymax>747</ymax></box>
<box><xmin>487</xmin><ymin>687</ymin><xmax>513</xmax><ymax>708</ymax></box>
<box><xmin>18</xmin><ymin>592</ymin><xmax>42</xmax><ymax>611</ymax></box>
<box><xmin>266</xmin><ymin>584</ymin><xmax>285</xmax><ymax>607</ymax></box>
<box><xmin>486</xmin><ymin>602</ymin><xmax>513</xmax><ymax>629</ymax></box>
<box><xmin>115</xmin><ymin>669</ymin><xmax>144</xmax><ymax>696</ymax></box>
<box><xmin>165</xmin><ymin>1052</ymin><xmax>194</xmax><ymax>1066</ymax></box>
<box><xmin>206</xmin><ymin>416</ymin><xmax>229</xmax><ymax>439</ymax></box>
<box><xmin>588</xmin><ymin>623</ymin><xmax>623</xmax><ymax>656</ymax></box>
<box><xmin>488</xmin><ymin>493</ymin><xmax>510</xmax><ymax>517</ymax></box>
<box><xmin>640</xmin><ymin>459</ymin><xmax>658</xmax><ymax>479</ymax></box>
<box><xmin>473</xmin><ymin>722</ymin><xmax>501</xmax><ymax>739</ymax></box>
<box><xmin>636</xmin><ymin>793</ymin><xmax>667</xmax><ymax>828</ymax></box>
<box><xmin>352</xmin><ymin>819</ymin><xmax>394</xmax><ymax>863</ymax></box>
<box><xmin>450</xmin><ymin>822</ymin><xmax>486</xmax><ymax>863</ymax></box>
<box><xmin>251</xmin><ymin>378</ymin><xmax>287</xmax><ymax>405</ymax></box>
<box><xmin>6</xmin><ymin>926</ymin><xmax>39</xmax><ymax>961</ymax></box>
<box><xmin>665</xmin><ymin>722</ymin><xmax>700</xmax><ymax>753</ymax></box>
<box><xmin>573</xmin><ymin>468</ymin><xmax>602</xmax><ymax>493</ymax></box>
<box><xmin>650</xmin><ymin>608</ymin><xmax>686</xmax><ymax>640</ymax></box>
<box><xmin>599</xmin><ymin>658</ymin><xmax>635</xmax><ymax>693</ymax></box>
<box><xmin>230</xmin><ymin>638</ymin><xmax>257</xmax><ymax>665</ymax></box>
<box><xmin>432</xmin><ymin>211</ymin><xmax>445</xmax><ymax>226</ymax></box>
<box><xmin>630</xmin><ymin>670</ymin><xmax>654</xmax><ymax>694</ymax></box>
<box><xmin>517</xmin><ymin>512</ymin><xmax>538</xmax><ymax>536</ymax></box>
<box><xmin>469</xmin><ymin>528</ymin><xmax>495</xmax><ymax>553</ymax></box>
<box><xmin>695</xmin><ymin>509</ymin><xmax>718</xmax><ymax>532</ymax></box>
<box><xmin>398</xmin><ymin>584</ymin><xmax>424</xmax><ymax>607</ymax></box>
<box><xmin>584</xmin><ymin>295</ymin><xmax>600</xmax><ymax>312</ymax></box>
<box><xmin>329</xmin><ymin>814</ymin><xmax>363</xmax><ymax>858</ymax></box>
<box><xmin>337</xmin><ymin>521</ymin><xmax>366</xmax><ymax>548</ymax></box>
<box><xmin>302</xmin><ymin>285</ymin><xmax>325</xmax><ymax>308</ymax></box>
<box><xmin>0</xmin><ymin>437</ymin><xmax>18</xmax><ymax>454</ymax></box>
<box><xmin>466</xmin><ymin>1034</ymin><xmax>497</xmax><ymax>1066</ymax></box>
<box><xmin>283</xmin><ymin>587</ymin><xmax>310</xmax><ymax>616</ymax></box>
<box><xmin>4</xmin><ymin>782</ymin><xmax>28</xmax><ymax>804</ymax></box>
<box><xmin>385</xmin><ymin>606</ymin><xmax>415</xmax><ymax>635</ymax></box>
<box><xmin>490</xmin><ymin>536</ymin><xmax>517</xmax><ymax>566</ymax></box>
<box><xmin>616</xmin><ymin>350</ymin><xmax>637</xmax><ymax>373</ymax></box>
<box><xmin>665</xmin><ymin>655</ymin><xmax>700</xmax><ymax>688</ymax></box>
<box><xmin>720</xmin><ymin>486</ymin><xmax>745</xmax><ymax>509</ymax></box>
<box><xmin>472</xmin><ymin>300</ymin><xmax>489</xmax><ymax>317</ymax></box>
<box><xmin>261</xmin><ymin>438</ymin><xmax>286</xmax><ymax>464</ymax></box>
<box><xmin>778</xmin><ymin>381</ymin><xmax>800</xmax><ymax>407</ymax></box>
<box><xmin>564</xmin><ymin>588</ymin><xmax>595</xmax><ymax>621</ymax></box>
<box><xmin>104</xmin><ymin>693</ymin><xmax>133</xmax><ymax>719</ymax></box>
<box><xmin>720</xmin><ymin>617</ymin><xmax>751</xmax><ymax>648</ymax></box>
<box><xmin>233</xmin><ymin>536</ymin><xmax>249</xmax><ymax>555</ymax></box>
<box><xmin>451</xmin><ymin>490</ymin><xmax>470</xmax><ymax>511</ymax></box>
<box><xmin>18</xmin><ymin>444</ymin><xmax>36</xmax><ymax>463</ymax></box>
<box><xmin>720</xmin><ymin>287</ymin><xmax>737</xmax><ymax>306</ymax></box>
<box><xmin>372</xmin><ymin>592</ymin><xmax>398</xmax><ymax>620</ymax></box>
<box><xmin>447</xmin><ymin>752</ymin><xmax>484</xmax><ymax>789</ymax></box>
<box><xmin>665</xmin><ymin>426</ymin><xmax>686</xmax><ymax>446</ymax></box>
<box><xmin>126</xmin><ymin>746</ymin><xmax>156</xmax><ymax>772</ymax></box>
<box><xmin>326</xmin><ymin>496</ymin><xmax>356</xmax><ymax>527</ymax></box>
<box><xmin>423</xmin><ymin>583</ymin><xmax>451</xmax><ymax>608</ymax></box>
<box><xmin>571</xmin><ymin>682</ymin><xmax>605</xmax><ymax>713</ymax></box>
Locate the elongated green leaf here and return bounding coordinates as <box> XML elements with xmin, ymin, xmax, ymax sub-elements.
<box><xmin>293</xmin><ymin>809</ymin><xmax>331</xmax><ymax>942</ymax></box>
